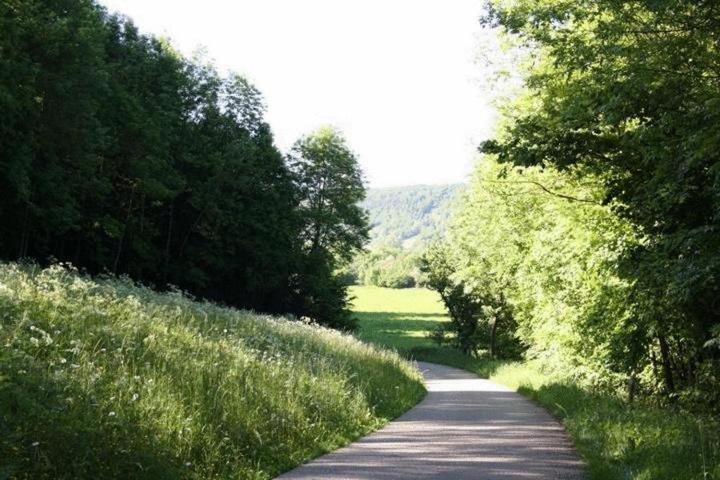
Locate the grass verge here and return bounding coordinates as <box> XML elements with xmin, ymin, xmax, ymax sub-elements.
<box><xmin>353</xmin><ymin>285</ymin><xmax>720</xmax><ymax>480</ymax></box>
<box><xmin>0</xmin><ymin>264</ymin><xmax>425</xmax><ymax>479</ymax></box>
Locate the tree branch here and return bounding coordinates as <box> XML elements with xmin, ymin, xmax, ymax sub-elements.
<box><xmin>483</xmin><ymin>179</ymin><xmax>602</xmax><ymax>205</ymax></box>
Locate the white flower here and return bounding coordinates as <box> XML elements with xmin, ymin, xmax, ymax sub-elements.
<box><xmin>131</xmin><ymin>393</ymin><xmax>139</xmax><ymax>401</ymax></box>
<box><xmin>31</xmin><ymin>441</ymin><xmax>40</xmax><ymax>447</ymax></box>
<box><xmin>108</xmin><ymin>411</ymin><xmax>116</xmax><ymax>417</ymax></box>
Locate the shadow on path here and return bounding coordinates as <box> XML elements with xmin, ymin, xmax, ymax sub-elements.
<box><xmin>276</xmin><ymin>362</ymin><xmax>585</xmax><ymax>480</ymax></box>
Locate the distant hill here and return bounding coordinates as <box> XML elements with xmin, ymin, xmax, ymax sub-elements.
<box><xmin>362</xmin><ymin>184</ymin><xmax>465</xmax><ymax>249</ymax></box>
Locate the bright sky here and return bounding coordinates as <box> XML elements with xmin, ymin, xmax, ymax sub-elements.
<box><xmin>99</xmin><ymin>0</ymin><xmax>497</xmax><ymax>187</ymax></box>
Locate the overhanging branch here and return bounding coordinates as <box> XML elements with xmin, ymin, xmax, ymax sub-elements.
<box><xmin>483</xmin><ymin>179</ymin><xmax>602</xmax><ymax>205</ymax></box>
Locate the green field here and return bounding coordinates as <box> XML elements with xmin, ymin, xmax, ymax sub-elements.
<box><xmin>350</xmin><ymin>286</ymin><xmax>448</xmax><ymax>351</ymax></box>
<box><xmin>350</xmin><ymin>286</ymin><xmax>720</xmax><ymax>480</ymax></box>
<box><xmin>0</xmin><ymin>265</ymin><xmax>424</xmax><ymax>480</ymax></box>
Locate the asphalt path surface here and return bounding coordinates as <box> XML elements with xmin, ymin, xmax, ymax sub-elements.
<box><xmin>277</xmin><ymin>361</ymin><xmax>585</xmax><ymax>479</ymax></box>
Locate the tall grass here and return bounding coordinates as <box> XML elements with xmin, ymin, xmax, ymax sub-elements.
<box><xmin>406</xmin><ymin>350</ymin><xmax>720</xmax><ymax>479</ymax></box>
<box><xmin>0</xmin><ymin>263</ymin><xmax>425</xmax><ymax>479</ymax></box>
<box><xmin>488</xmin><ymin>362</ymin><xmax>720</xmax><ymax>480</ymax></box>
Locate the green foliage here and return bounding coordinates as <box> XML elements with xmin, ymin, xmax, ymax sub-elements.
<box><xmin>362</xmin><ymin>184</ymin><xmax>463</xmax><ymax>249</ymax></box>
<box><xmin>0</xmin><ymin>263</ymin><xmax>424</xmax><ymax>479</ymax></box>
<box><xmin>354</xmin><ymin>286</ymin><xmax>720</xmax><ymax>479</ymax></box>
<box><xmin>481</xmin><ymin>0</ymin><xmax>720</xmax><ymax>408</ymax></box>
<box><xmin>0</xmin><ymin>0</ymin><xmax>364</xmax><ymax>329</ymax></box>
<box><xmin>288</xmin><ymin>126</ymin><xmax>369</xmax><ymax>329</ymax></box>
<box><xmin>421</xmin><ymin>242</ymin><xmax>523</xmax><ymax>359</ymax></box>
<box><xmin>345</xmin><ymin>247</ymin><xmax>424</xmax><ymax>288</ymax></box>
<box><xmin>444</xmin><ymin>157</ymin><xmax>647</xmax><ymax>390</ymax></box>
<box><xmin>345</xmin><ymin>184</ymin><xmax>463</xmax><ymax>288</ymax></box>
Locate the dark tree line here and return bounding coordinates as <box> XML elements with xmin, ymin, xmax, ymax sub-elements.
<box><xmin>0</xmin><ymin>0</ymin><xmax>367</xmax><ymax>329</ymax></box>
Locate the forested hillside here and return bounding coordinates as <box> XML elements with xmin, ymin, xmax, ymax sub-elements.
<box><xmin>343</xmin><ymin>184</ymin><xmax>463</xmax><ymax>288</ymax></box>
<box><xmin>0</xmin><ymin>0</ymin><xmax>367</xmax><ymax>329</ymax></box>
<box><xmin>363</xmin><ymin>184</ymin><xmax>463</xmax><ymax>248</ymax></box>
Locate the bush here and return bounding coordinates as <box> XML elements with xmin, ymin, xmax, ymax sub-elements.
<box><xmin>420</xmin><ymin>244</ymin><xmax>523</xmax><ymax>359</ymax></box>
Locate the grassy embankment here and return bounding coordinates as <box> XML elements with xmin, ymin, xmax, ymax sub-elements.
<box><xmin>351</xmin><ymin>285</ymin><xmax>720</xmax><ymax>480</ymax></box>
<box><xmin>0</xmin><ymin>265</ymin><xmax>425</xmax><ymax>480</ymax></box>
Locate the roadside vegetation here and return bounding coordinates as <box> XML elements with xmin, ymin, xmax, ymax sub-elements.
<box><xmin>405</xmin><ymin>2</ymin><xmax>720</xmax><ymax>478</ymax></box>
<box><xmin>353</xmin><ymin>286</ymin><xmax>720</xmax><ymax>480</ymax></box>
<box><xmin>0</xmin><ymin>264</ymin><xmax>424</xmax><ymax>479</ymax></box>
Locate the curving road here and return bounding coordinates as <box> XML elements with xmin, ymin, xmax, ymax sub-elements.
<box><xmin>277</xmin><ymin>362</ymin><xmax>585</xmax><ymax>480</ymax></box>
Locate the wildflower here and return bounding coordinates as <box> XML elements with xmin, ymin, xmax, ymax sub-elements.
<box><xmin>59</xmin><ymin>358</ymin><xmax>67</xmax><ymax>364</ymax></box>
<box><xmin>185</xmin><ymin>462</ymin><xmax>192</xmax><ymax>468</ymax></box>
<box><xmin>131</xmin><ymin>393</ymin><xmax>139</xmax><ymax>401</ymax></box>
<box><xmin>31</xmin><ymin>442</ymin><xmax>39</xmax><ymax>447</ymax></box>
<box><xmin>108</xmin><ymin>411</ymin><xmax>116</xmax><ymax>417</ymax></box>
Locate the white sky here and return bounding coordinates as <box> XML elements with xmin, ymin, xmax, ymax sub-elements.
<box><xmin>99</xmin><ymin>0</ymin><xmax>498</xmax><ymax>187</ymax></box>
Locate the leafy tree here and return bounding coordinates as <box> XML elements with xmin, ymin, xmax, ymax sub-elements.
<box><xmin>479</xmin><ymin>0</ymin><xmax>720</xmax><ymax>407</ymax></box>
<box><xmin>421</xmin><ymin>242</ymin><xmax>522</xmax><ymax>359</ymax></box>
<box><xmin>289</xmin><ymin>126</ymin><xmax>368</xmax><ymax>262</ymax></box>
<box><xmin>344</xmin><ymin>246</ymin><xmax>423</xmax><ymax>288</ymax></box>
<box><xmin>288</xmin><ymin>126</ymin><xmax>369</xmax><ymax>329</ymax></box>
<box><xmin>0</xmin><ymin>0</ymin><xmax>348</xmax><ymax>329</ymax></box>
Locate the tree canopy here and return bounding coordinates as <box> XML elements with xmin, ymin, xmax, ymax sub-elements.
<box><xmin>287</xmin><ymin>127</ymin><xmax>368</xmax><ymax>328</ymax></box>
<box><xmin>425</xmin><ymin>0</ymin><xmax>720</xmax><ymax>410</ymax></box>
<box><xmin>0</xmin><ymin>0</ymin><xmax>366</xmax><ymax>329</ymax></box>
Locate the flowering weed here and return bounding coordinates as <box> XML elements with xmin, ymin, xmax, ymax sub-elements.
<box><xmin>0</xmin><ymin>263</ymin><xmax>424</xmax><ymax>479</ymax></box>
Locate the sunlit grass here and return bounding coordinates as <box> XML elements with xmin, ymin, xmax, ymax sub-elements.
<box><xmin>351</xmin><ymin>286</ymin><xmax>720</xmax><ymax>480</ymax></box>
<box><xmin>0</xmin><ymin>264</ymin><xmax>425</xmax><ymax>479</ymax></box>
<box><xmin>350</xmin><ymin>285</ymin><xmax>449</xmax><ymax>351</ymax></box>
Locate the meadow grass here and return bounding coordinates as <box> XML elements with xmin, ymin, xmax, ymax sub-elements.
<box><xmin>352</xmin><ymin>286</ymin><xmax>720</xmax><ymax>480</ymax></box>
<box><xmin>349</xmin><ymin>285</ymin><xmax>449</xmax><ymax>351</ymax></box>
<box><xmin>0</xmin><ymin>264</ymin><xmax>425</xmax><ymax>479</ymax></box>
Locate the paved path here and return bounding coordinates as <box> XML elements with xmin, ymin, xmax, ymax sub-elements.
<box><xmin>277</xmin><ymin>362</ymin><xmax>585</xmax><ymax>480</ymax></box>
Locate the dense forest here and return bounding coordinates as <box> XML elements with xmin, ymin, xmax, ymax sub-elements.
<box><xmin>344</xmin><ymin>184</ymin><xmax>462</xmax><ymax>288</ymax></box>
<box><xmin>0</xmin><ymin>0</ymin><xmax>367</xmax><ymax>329</ymax></box>
<box><xmin>363</xmin><ymin>184</ymin><xmax>463</xmax><ymax>248</ymax></box>
<box><xmin>422</xmin><ymin>0</ymin><xmax>720</xmax><ymax>412</ymax></box>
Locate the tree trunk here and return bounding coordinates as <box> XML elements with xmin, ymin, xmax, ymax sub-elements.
<box><xmin>489</xmin><ymin>316</ymin><xmax>498</xmax><ymax>359</ymax></box>
<box><xmin>658</xmin><ymin>335</ymin><xmax>675</xmax><ymax>394</ymax></box>
<box><xmin>18</xmin><ymin>202</ymin><xmax>30</xmax><ymax>258</ymax></box>
<box><xmin>163</xmin><ymin>200</ymin><xmax>174</xmax><ymax>284</ymax></box>
<box><xmin>627</xmin><ymin>371</ymin><xmax>638</xmax><ymax>403</ymax></box>
<box><xmin>113</xmin><ymin>184</ymin><xmax>136</xmax><ymax>274</ymax></box>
